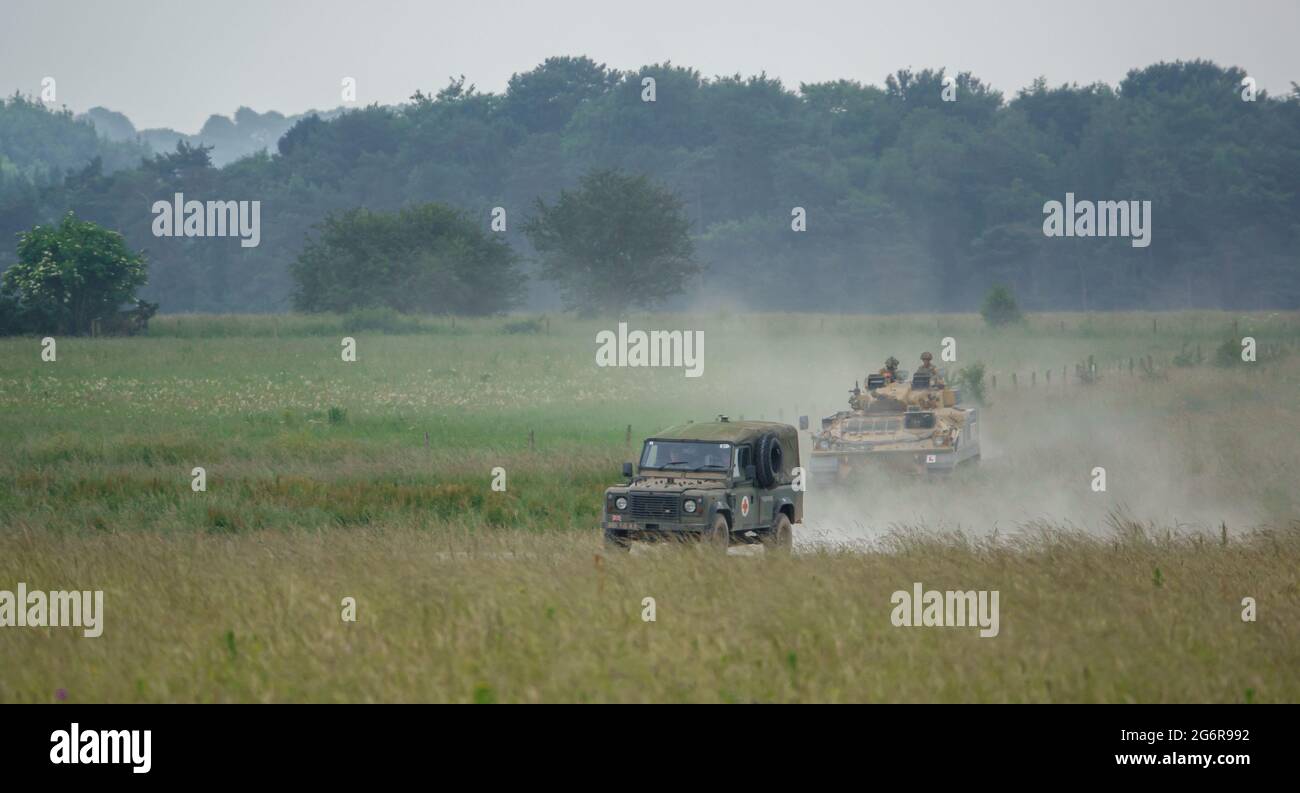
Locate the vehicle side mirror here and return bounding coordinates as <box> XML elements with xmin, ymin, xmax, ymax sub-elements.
<box><xmin>798</xmin><ymin>415</ymin><xmax>809</xmax><ymax>430</ymax></box>
<box><xmin>622</xmin><ymin>462</ymin><xmax>634</xmax><ymax>478</ymax></box>
<box><xmin>745</xmin><ymin>464</ymin><xmax>757</xmax><ymax>481</ymax></box>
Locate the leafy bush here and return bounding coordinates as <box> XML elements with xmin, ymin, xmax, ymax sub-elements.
<box><xmin>1213</xmin><ymin>338</ymin><xmax>1244</xmax><ymax>367</ymax></box>
<box><xmin>980</xmin><ymin>285</ymin><xmax>1023</xmax><ymax>327</ymax></box>
<box><xmin>954</xmin><ymin>362</ymin><xmax>988</xmax><ymax>404</ymax></box>
<box><xmin>0</xmin><ymin>291</ymin><xmax>22</xmax><ymax>335</ymax></box>
<box><xmin>1</xmin><ymin>213</ymin><xmax>148</xmax><ymax>335</ymax></box>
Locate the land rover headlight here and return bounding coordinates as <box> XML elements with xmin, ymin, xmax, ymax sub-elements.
<box><xmin>615</xmin><ymin>497</ymin><xmax>628</xmax><ymax>511</ymax></box>
<box><xmin>683</xmin><ymin>499</ymin><xmax>698</xmax><ymax>514</ymax></box>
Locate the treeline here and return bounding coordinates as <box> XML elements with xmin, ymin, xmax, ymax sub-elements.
<box><xmin>0</xmin><ymin>95</ymin><xmax>338</xmax><ymax>182</ymax></box>
<box><xmin>79</xmin><ymin>105</ymin><xmax>341</xmax><ymax>168</ymax></box>
<box><xmin>1</xmin><ymin>57</ymin><xmax>1298</xmax><ymax>313</ymax></box>
<box><xmin>0</xmin><ymin>96</ymin><xmax>150</xmax><ymax>185</ymax></box>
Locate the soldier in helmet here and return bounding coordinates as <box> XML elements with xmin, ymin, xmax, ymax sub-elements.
<box><xmin>878</xmin><ymin>356</ymin><xmax>901</xmax><ymax>383</ymax></box>
<box><xmin>918</xmin><ymin>352</ymin><xmax>942</xmax><ymax>385</ymax></box>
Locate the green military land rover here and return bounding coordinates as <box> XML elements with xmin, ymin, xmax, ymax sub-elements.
<box><xmin>602</xmin><ymin>418</ymin><xmax>803</xmax><ymax>551</ymax></box>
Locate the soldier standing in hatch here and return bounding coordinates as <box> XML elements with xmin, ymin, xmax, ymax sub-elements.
<box><xmin>878</xmin><ymin>356</ymin><xmax>900</xmax><ymax>383</ymax></box>
<box><xmin>918</xmin><ymin>352</ymin><xmax>942</xmax><ymax>385</ymax></box>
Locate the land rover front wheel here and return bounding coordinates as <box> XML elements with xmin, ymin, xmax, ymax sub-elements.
<box><xmin>765</xmin><ymin>513</ymin><xmax>793</xmax><ymax>553</ymax></box>
<box><xmin>704</xmin><ymin>514</ymin><xmax>730</xmax><ymax>551</ymax></box>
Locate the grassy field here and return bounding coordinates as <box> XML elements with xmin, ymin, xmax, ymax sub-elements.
<box><xmin>1</xmin><ymin>310</ymin><xmax>1298</xmax><ymax>702</ymax></box>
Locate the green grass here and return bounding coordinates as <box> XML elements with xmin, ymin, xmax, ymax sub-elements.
<box><xmin>1</xmin><ymin>310</ymin><xmax>1297</xmax><ymax>701</ymax></box>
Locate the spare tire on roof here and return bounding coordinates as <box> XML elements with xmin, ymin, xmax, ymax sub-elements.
<box><xmin>756</xmin><ymin>432</ymin><xmax>783</xmax><ymax>489</ymax></box>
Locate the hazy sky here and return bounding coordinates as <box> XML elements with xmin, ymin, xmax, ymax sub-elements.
<box><xmin>4</xmin><ymin>0</ymin><xmax>1297</xmax><ymax>132</ymax></box>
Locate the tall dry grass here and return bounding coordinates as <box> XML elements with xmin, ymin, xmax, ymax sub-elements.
<box><xmin>1</xmin><ymin>525</ymin><xmax>1296</xmax><ymax>702</ymax></box>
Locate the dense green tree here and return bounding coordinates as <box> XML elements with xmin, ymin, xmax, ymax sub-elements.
<box><xmin>524</xmin><ymin>169</ymin><xmax>698</xmax><ymax>315</ymax></box>
<box><xmin>291</xmin><ymin>202</ymin><xmax>523</xmax><ymax>315</ymax></box>
<box><xmin>502</xmin><ymin>56</ymin><xmax>620</xmax><ymax>134</ymax></box>
<box><xmin>144</xmin><ymin>140</ymin><xmax>214</xmax><ymax>179</ymax></box>
<box><xmin>981</xmin><ymin>285</ymin><xmax>1024</xmax><ymax>327</ymax></box>
<box><xmin>1</xmin><ymin>213</ymin><xmax>148</xmax><ymax>334</ymax></box>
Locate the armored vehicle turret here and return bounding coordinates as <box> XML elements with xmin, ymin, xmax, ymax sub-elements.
<box><xmin>802</xmin><ymin>357</ymin><xmax>981</xmax><ymax>477</ymax></box>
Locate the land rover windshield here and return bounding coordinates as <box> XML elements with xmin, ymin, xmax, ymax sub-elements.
<box><xmin>640</xmin><ymin>440</ymin><xmax>732</xmax><ymax>472</ymax></box>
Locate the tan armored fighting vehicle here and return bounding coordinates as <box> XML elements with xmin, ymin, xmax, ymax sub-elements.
<box><xmin>801</xmin><ymin>354</ymin><xmax>981</xmax><ymax>477</ymax></box>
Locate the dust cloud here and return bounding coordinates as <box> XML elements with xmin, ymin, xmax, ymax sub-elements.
<box><xmin>665</xmin><ymin>309</ymin><xmax>1285</xmax><ymax>548</ymax></box>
